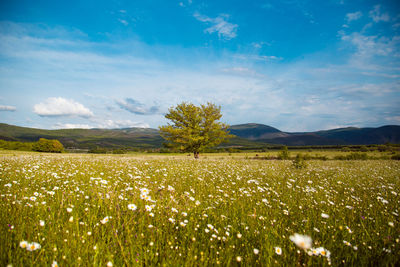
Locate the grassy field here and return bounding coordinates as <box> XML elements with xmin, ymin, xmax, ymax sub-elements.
<box><xmin>116</xmin><ymin>149</ymin><xmax>397</xmax><ymax>160</ymax></box>
<box><xmin>1</xmin><ymin>151</ymin><xmax>399</xmax><ymax>266</ymax></box>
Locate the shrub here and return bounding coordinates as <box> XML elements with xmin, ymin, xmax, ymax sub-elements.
<box><xmin>0</xmin><ymin>140</ymin><xmax>33</xmax><ymax>151</ymax></box>
<box><xmin>88</xmin><ymin>147</ymin><xmax>108</xmax><ymax>154</ymax></box>
<box><xmin>32</xmin><ymin>138</ymin><xmax>64</xmax><ymax>153</ymax></box>
<box><xmin>334</xmin><ymin>152</ymin><xmax>368</xmax><ymax>160</ymax></box>
<box><xmin>278</xmin><ymin>146</ymin><xmax>290</xmax><ymax>160</ymax></box>
<box><xmin>292</xmin><ymin>154</ymin><xmax>307</xmax><ymax>169</ymax></box>
<box><xmin>391</xmin><ymin>154</ymin><xmax>400</xmax><ymax>160</ymax></box>
<box><xmin>341</xmin><ymin>146</ymin><xmax>351</xmax><ymax>152</ymax></box>
<box><xmin>112</xmin><ymin>149</ymin><xmax>126</xmax><ymax>154</ymax></box>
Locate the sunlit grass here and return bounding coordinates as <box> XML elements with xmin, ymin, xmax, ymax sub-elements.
<box><xmin>1</xmin><ymin>152</ymin><xmax>399</xmax><ymax>266</ymax></box>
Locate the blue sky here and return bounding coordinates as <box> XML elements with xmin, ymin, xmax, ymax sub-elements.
<box><xmin>0</xmin><ymin>0</ymin><xmax>399</xmax><ymax>131</ymax></box>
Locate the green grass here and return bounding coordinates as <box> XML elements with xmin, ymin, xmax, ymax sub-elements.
<box><xmin>1</xmin><ymin>152</ymin><xmax>399</xmax><ymax>266</ymax></box>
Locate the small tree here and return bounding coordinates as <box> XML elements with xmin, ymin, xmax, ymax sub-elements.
<box><xmin>159</xmin><ymin>102</ymin><xmax>232</xmax><ymax>158</ymax></box>
<box><xmin>292</xmin><ymin>153</ymin><xmax>307</xmax><ymax>169</ymax></box>
<box><xmin>278</xmin><ymin>145</ymin><xmax>290</xmax><ymax>160</ymax></box>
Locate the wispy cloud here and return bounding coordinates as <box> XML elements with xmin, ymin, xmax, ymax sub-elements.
<box><xmin>220</xmin><ymin>67</ymin><xmax>266</xmax><ymax>79</ymax></box>
<box><xmin>233</xmin><ymin>54</ymin><xmax>283</xmax><ymax>62</ymax></box>
<box><xmin>0</xmin><ymin>105</ymin><xmax>16</xmax><ymax>111</ymax></box>
<box><xmin>53</xmin><ymin>123</ymin><xmax>92</xmax><ymax>129</ymax></box>
<box><xmin>346</xmin><ymin>11</ymin><xmax>362</xmax><ymax>23</ymax></box>
<box><xmin>369</xmin><ymin>5</ymin><xmax>390</xmax><ymax>23</ymax></box>
<box><xmin>1</xmin><ymin>21</ymin><xmax>399</xmax><ymax>131</ymax></box>
<box><xmin>118</xmin><ymin>19</ymin><xmax>129</xmax><ymax>26</ymax></box>
<box><xmin>33</xmin><ymin>97</ymin><xmax>94</xmax><ymax>118</ymax></box>
<box><xmin>252</xmin><ymin>41</ymin><xmax>271</xmax><ymax>49</ymax></box>
<box><xmin>52</xmin><ymin>120</ymin><xmax>149</xmax><ymax>129</ymax></box>
<box><xmin>116</xmin><ymin>98</ymin><xmax>160</xmax><ymax>115</ymax></box>
<box><xmin>0</xmin><ymin>21</ymin><xmax>87</xmax><ymax>42</ymax></box>
<box><xmin>385</xmin><ymin>116</ymin><xmax>400</xmax><ymax>123</ymax></box>
<box><xmin>341</xmin><ymin>32</ymin><xmax>397</xmax><ymax>57</ymax></box>
<box><xmin>339</xmin><ymin>31</ymin><xmax>400</xmax><ymax>69</ymax></box>
<box><xmin>193</xmin><ymin>12</ymin><xmax>238</xmax><ymax>40</ymax></box>
<box><xmin>96</xmin><ymin>119</ymin><xmax>149</xmax><ymax>129</ymax></box>
<box><xmin>178</xmin><ymin>0</ymin><xmax>192</xmax><ymax>7</ymax></box>
<box><xmin>337</xmin><ymin>4</ymin><xmax>400</xmax><ymax>80</ymax></box>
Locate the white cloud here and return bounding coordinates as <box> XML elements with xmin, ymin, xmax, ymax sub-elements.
<box><xmin>337</xmin><ymin>82</ymin><xmax>396</xmax><ymax>96</ymax></box>
<box><xmin>369</xmin><ymin>5</ymin><xmax>390</xmax><ymax>23</ymax></box>
<box><xmin>97</xmin><ymin>119</ymin><xmax>149</xmax><ymax>129</ymax></box>
<box><xmin>221</xmin><ymin>67</ymin><xmax>255</xmax><ymax>74</ymax></box>
<box><xmin>252</xmin><ymin>41</ymin><xmax>271</xmax><ymax>49</ymax></box>
<box><xmin>33</xmin><ymin>97</ymin><xmax>94</xmax><ymax>117</ymax></box>
<box><xmin>118</xmin><ymin>19</ymin><xmax>129</xmax><ymax>26</ymax></box>
<box><xmin>233</xmin><ymin>54</ymin><xmax>283</xmax><ymax>62</ymax></box>
<box><xmin>178</xmin><ymin>0</ymin><xmax>192</xmax><ymax>7</ymax></box>
<box><xmin>220</xmin><ymin>67</ymin><xmax>265</xmax><ymax>78</ymax></box>
<box><xmin>2</xmin><ymin>21</ymin><xmax>399</xmax><ymax>132</ymax></box>
<box><xmin>53</xmin><ymin>123</ymin><xmax>92</xmax><ymax>129</ymax></box>
<box><xmin>385</xmin><ymin>116</ymin><xmax>400</xmax><ymax>123</ymax></box>
<box><xmin>339</xmin><ymin>31</ymin><xmax>400</xmax><ymax>70</ymax></box>
<box><xmin>52</xmin><ymin>120</ymin><xmax>149</xmax><ymax>129</ymax></box>
<box><xmin>116</xmin><ymin>98</ymin><xmax>160</xmax><ymax>115</ymax></box>
<box><xmin>346</xmin><ymin>11</ymin><xmax>362</xmax><ymax>23</ymax></box>
<box><xmin>0</xmin><ymin>21</ymin><xmax>87</xmax><ymax>47</ymax></box>
<box><xmin>0</xmin><ymin>105</ymin><xmax>16</xmax><ymax>111</ymax></box>
<box><xmin>194</xmin><ymin>13</ymin><xmax>238</xmax><ymax>40</ymax></box>
<box><xmin>341</xmin><ymin>33</ymin><xmax>395</xmax><ymax>57</ymax></box>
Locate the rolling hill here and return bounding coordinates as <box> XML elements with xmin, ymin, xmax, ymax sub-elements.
<box><xmin>0</xmin><ymin>123</ymin><xmax>163</xmax><ymax>149</ymax></box>
<box><xmin>0</xmin><ymin>123</ymin><xmax>399</xmax><ymax>149</ymax></box>
<box><xmin>229</xmin><ymin>123</ymin><xmax>288</xmax><ymax>140</ymax></box>
<box><xmin>227</xmin><ymin>123</ymin><xmax>400</xmax><ymax>146</ymax></box>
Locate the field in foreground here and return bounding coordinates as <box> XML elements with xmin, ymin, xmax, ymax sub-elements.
<box><xmin>1</xmin><ymin>152</ymin><xmax>399</xmax><ymax>266</ymax></box>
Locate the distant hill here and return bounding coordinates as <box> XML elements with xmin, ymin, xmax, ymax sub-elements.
<box><xmin>231</xmin><ymin>123</ymin><xmax>400</xmax><ymax>146</ymax></box>
<box><xmin>0</xmin><ymin>123</ymin><xmax>399</xmax><ymax>149</ymax></box>
<box><xmin>0</xmin><ymin>123</ymin><xmax>163</xmax><ymax>149</ymax></box>
<box><xmin>314</xmin><ymin>126</ymin><xmax>400</xmax><ymax>145</ymax></box>
<box><xmin>229</xmin><ymin>123</ymin><xmax>288</xmax><ymax>140</ymax></box>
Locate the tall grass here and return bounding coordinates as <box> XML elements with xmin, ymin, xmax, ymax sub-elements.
<box><xmin>1</xmin><ymin>153</ymin><xmax>399</xmax><ymax>266</ymax></box>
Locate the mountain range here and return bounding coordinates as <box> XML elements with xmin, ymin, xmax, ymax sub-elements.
<box><xmin>0</xmin><ymin>123</ymin><xmax>399</xmax><ymax>149</ymax></box>
<box><xmin>229</xmin><ymin>123</ymin><xmax>400</xmax><ymax>146</ymax></box>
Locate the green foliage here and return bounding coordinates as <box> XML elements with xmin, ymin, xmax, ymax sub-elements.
<box><xmin>377</xmin><ymin>144</ymin><xmax>396</xmax><ymax>152</ymax></box>
<box><xmin>88</xmin><ymin>147</ymin><xmax>108</xmax><ymax>154</ymax></box>
<box><xmin>278</xmin><ymin>146</ymin><xmax>290</xmax><ymax>160</ymax></box>
<box><xmin>3</xmin><ymin>123</ymin><xmax>399</xmax><ymax>152</ymax></box>
<box><xmin>32</xmin><ymin>138</ymin><xmax>64</xmax><ymax>153</ymax></box>
<box><xmin>159</xmin><ymin>148</ymin><xmax>173</xmax><ymax>153</ymax></box>
<box><xmin>341</xmin><ymin>146</ymin><xmax>350</xmax><ymax>152</ymax></box>
<box><xmin>159</xmin><ymin>102</ymin><xmax>232</xmax><ymax>157</ymax></box>
<box><xmin>0</xmin><ymin>139</ymin><xmax>65</xmax><ymax>153</ymax></box>
<box><xmin>0</xmin><ymin>123</ymin><xmax>164</xmax><ymax>150</ymax></box>
<box><xmin>0</xmin><ymin>140</ymin><xmax>33</xmax><ymax>151</ymax></box>
<box><xmin>227</xmin><ymin>147</ymin><xmax>241</xmax><ymax>153</ymax></box>
<box><xmin>112</xmin><ymin>149</ymin><xmax>126</xmax><ymax>154</ymax></box>
<box><xmin>391</xmin><ymin>154</ymin><xmax>400</xmax><ymax>160</ymax></box>
<box><xmin>334</xmin><ymin>152</ymin><xmax>368</xmax><ymax>160</ymax></box>
<box><xmin>292</xmin><ymin>153</ymin><xmax>307</xmax><ymax>169</ymax></box>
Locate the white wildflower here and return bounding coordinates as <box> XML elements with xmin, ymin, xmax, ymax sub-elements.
<box><xmin>289</xmin><ymin>233</ymin><xmax>312</xmax><ymax>250</ymax></box>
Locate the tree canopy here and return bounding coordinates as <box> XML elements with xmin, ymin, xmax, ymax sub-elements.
<box><xmin>159</xmin><ymin>102</ymin><xmax>231</xmax><ymax>158</ymax></box>
<box><xmin>32</xmin><ymin>138</ymin><xmax>64</xmax><ymax>153</ymax></box>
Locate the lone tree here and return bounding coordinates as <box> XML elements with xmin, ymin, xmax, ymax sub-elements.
<box><xmin>159</xmin><ymin>102</ymin><xmax>232</xmax><ymax>158</ymax></box>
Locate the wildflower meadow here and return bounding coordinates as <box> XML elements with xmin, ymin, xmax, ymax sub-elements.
<box><xmin>1</xmin><ymin>152</ymin><xmax>399</xmax><ymax>266</ymax></box>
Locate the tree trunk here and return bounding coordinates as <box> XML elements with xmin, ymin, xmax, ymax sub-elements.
<box><xmin>194</xmin><ymin>151</ymin><xmax>199</xmax><ymax>159</ymax></box>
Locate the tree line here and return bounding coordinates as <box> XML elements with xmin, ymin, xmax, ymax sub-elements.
<box><xmin>0</xmin><ymin>138</ymin><xmax>64</xmax><ymax>153</ymax></box>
